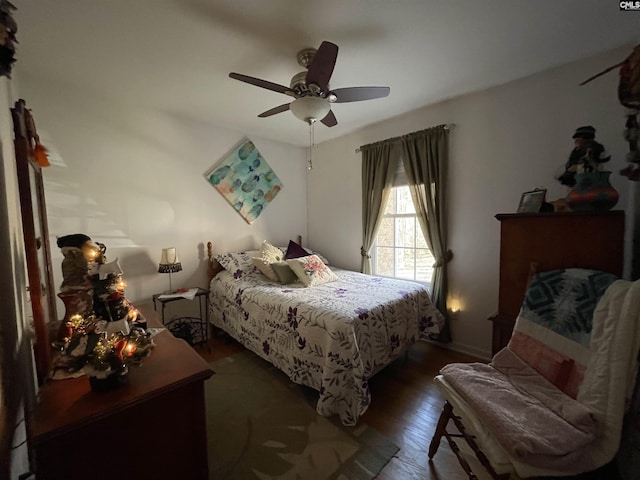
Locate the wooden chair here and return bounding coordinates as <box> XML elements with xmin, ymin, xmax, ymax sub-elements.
<box><xmin>429</xmin><ymin>268</ymin><xmax>640</xmax><ymax>479</ymax></box>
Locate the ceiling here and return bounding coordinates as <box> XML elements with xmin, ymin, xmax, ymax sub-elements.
<box><xmin>14</xmin><ymin>0</ymin><xmax>640</xmax><ymax>147</ymax></box>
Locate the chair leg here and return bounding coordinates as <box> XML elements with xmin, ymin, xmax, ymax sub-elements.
<box><xmin>429</xmin><ymin>401</ymin><xmax>510</xmax><ymax>480</ymax></box>
<box><xmin>429</xmin><ymin>402</ymin><xmax>479</xmax><ymax>479</ymax></box>
<box><xmin>447</xmin><ymin>404</ymin><xmax>510</xmax><ymax>480</ymax></box>
<box><xmin>429</xmin><ymin>401</ymin><xmax>453</xmax><ymax>458</ymax></box>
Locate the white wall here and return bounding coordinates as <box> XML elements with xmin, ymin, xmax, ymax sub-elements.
<box><xmin>19</xmin><ymin>45</ymin><xmax>636</xmax><ymax>359</ymax></box>
<box><xmin>308</xmin><ymin>45</ymin><xmax>634</xmax><ymax>359</ymax></box>
<box><xmin>19</xmin><ymin>74</ymin><xmax>308</xmax><ymax>309</ymax></box>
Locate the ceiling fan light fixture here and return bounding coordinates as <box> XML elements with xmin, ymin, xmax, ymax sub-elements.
<box><xmin>229</xmin><ymin>40</ymin><xmax>389</xmax><ymax>131</ymax></box>
<box><xmin>290</xmin><ymin>96</ymin><xmax>330</xmax><ymax>124</ymax></box>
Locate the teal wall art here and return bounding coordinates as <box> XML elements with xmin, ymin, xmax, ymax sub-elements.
<box><xmin>205</xmin><ymin>138</ymin><xmax>283</xmax><ymax>224</ymax></box>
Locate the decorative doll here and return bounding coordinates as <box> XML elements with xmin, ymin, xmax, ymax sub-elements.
<box><xmin>557</xmin><ymin>126</ymin><xmax>610</xmax><ymax>187</ymax></box>
<box><xmin>56</xmin><ymin>233</ymin><xmax>95</xmax><ymax>291</ymax></box>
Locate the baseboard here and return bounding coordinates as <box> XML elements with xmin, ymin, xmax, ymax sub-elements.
<box><xmin>428</xmin><ymin>340</ymin><xmax>492</xmax><ymax>362</ymax></box>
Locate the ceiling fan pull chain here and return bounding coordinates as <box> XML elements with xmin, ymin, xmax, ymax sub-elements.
<box><xmin>308</xmin><ymin>122</ymin><xmax>314</xmax><ymax>170</ymax></box>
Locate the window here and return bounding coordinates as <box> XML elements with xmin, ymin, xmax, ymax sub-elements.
<box><xmin>372</xmin><ymin>186</ymin><xmax>435</xmax><ymax>284</ymax></box>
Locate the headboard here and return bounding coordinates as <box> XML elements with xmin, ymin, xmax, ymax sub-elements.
<box><xmin>206</xmin><ymin>235</ymin><xmax>303</xmax><ymax>283</ymax></box>
<box><xmin>206</xmin><ymin>242</ymin><xmax>224</xmax><ymax>282</ymax></box>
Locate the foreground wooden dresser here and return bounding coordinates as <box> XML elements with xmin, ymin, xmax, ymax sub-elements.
<box><xmin>490</xmin><ymin>211</ymin><xmax>625</xmax><ymax>355</ymax></box>
<box><xmin>30</xmin><ymin>305</ymin><xmax>214</xmax><ymax>480</ymax></box>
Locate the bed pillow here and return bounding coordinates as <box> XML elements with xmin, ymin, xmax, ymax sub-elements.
<box><xmin>286</xmin><ymin>255</ymin><xmax>338</xmax><ymax>287</ymax></box>
<box><xmin>216</xmin><ymin>251</ymin><xmax>259</xmax><ymax>273</ymax></box>
<box><xmin>306</xmin><ymin>249</ymin><xmax>329</xmax><ymax>265</ymax></box>
<box><xmin>271</xmin><ymin>261</ymin><xmax>299</xmax><ymax>284</ymax></box>
<box><xmin>284</xmin><ymin>240</ymin><xmax>309</xmax><ymax>260</ymax></box>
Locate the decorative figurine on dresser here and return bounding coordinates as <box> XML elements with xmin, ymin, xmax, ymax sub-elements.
<box><xmin>557</xmin><ymin>126</ymin><xmax>619</xmax><ymax>212</ymax></box>
<box><xmin>53</xmin><ymin>233</ymin><xmax>152</xmax><ymax>390</ymax></box>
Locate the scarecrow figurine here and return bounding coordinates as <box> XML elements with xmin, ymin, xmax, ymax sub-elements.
<box><xmin>557</xmin><ymin>126</ymin><xmax>610</xmax><ymax>187</ymax></box>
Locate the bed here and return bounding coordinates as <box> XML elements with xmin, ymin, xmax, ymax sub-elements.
<box><xmin>206</xmin><ymin>240</ymin><xmax>445</xmax><ymax>425</ymax></box>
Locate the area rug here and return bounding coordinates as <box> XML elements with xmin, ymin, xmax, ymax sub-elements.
<box><xmin>206</xmin><ymin>350</ymin><xmax>399</xmax><ymax>480</ymax></box>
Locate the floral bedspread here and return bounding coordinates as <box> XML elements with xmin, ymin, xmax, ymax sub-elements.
<box><xmin>209</xmin><ymin>268</ymin><xmax>444</xmax><ymax>425</ymax></box>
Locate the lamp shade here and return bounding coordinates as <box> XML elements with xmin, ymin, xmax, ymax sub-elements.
<box><xmin>290</xmin><ymin>96</ymin><xmax>331</xmax><ymax>124</ymax></box>
<box><xmin>158</xmin><ymin>247</ymin><xmax>182</xmax><ymax>273</ymax></box>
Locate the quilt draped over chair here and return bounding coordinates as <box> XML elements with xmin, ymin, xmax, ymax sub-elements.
<box><xmin>430</xmin><ymin>269</ymin><xmax>640</xmax><ymax>479</ymax></box>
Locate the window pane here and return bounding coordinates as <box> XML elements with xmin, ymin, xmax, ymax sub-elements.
<box><xmin>395</xmin><ymin>248</ymin><xmax>415</xmax><ymax>280</ymax></box>
<box><xmin>375</xmin><ymin>247</ymin><xmax>394</xmax><ymax>277</ymax></box>
<box><xmin>395</xmin><ymin>217</ymin><xmax>415</xmax><ymax>248</ymax></box>
<box><xmin>416</xmin><ymin>220</ymin><xmax>428</xmax><ymax>249</ymax></box>
<box><xmin>372</xmin><ymin>185</ymin><xmax>435</xmax><ymax>284</ymax></box>
<box><xmin>376</xmin><ymin>217</ymin><xmax>394</xmax><ymax>247</ymax></box>
<box><xmin>416</xmin><ymin>248</ymin><xmax>434</xmax><ymax>282</ymax></box>
<box><xmin>396</xmin><ymin>186</ymin><xmax>415</xmax><ymax>214</ymax></box>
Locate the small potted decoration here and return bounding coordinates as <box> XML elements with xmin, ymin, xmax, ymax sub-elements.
<box><xmin>84</xmin><ymin>333</ymin><xmax>129</xmax><ymax>392</ymax></box>
<box><xmin>557</xmin><ymin>126</ymin><xmax>619</xmax><ymax>211</ymax></box>
<box><xmin>55</xmin><ymin>312</ymin><xmax>153</xmax><ymax>392</ymax></box>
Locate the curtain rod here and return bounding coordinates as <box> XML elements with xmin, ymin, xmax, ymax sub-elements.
<box><xmin>354</xmin><ymin>123</ymin><xmax>456</xmax><ymax>154</ymax></box>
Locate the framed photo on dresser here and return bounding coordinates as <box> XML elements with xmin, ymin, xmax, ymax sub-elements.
<box><xmin>517</xmin><ymin>188</ymin><xmax>546</xmax><ymax>213</ymax></box>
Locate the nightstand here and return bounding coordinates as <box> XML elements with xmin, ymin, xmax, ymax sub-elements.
<box><xmin>152</xmin><ymin>288</ymin><xmax>209</xmax><ymax>346</ymax></box>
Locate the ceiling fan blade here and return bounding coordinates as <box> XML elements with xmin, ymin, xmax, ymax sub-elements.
<box><xmin>306</xmin><ymin>41</ymin><xmax>338</xmax><ymax>91</ymax></box>
<box><xmin>320</xmin><ymin>110</ymin><xmax>337</xmax><ymax>127</ymax></box>
<box><xmin>258</xmin><ymin>103</ymin><xmax>291</xmax><ymax>118</ymax></box>
<box><xmin>229</xmin><ymin>72</ymin><xmax>295</xmax><ymax>96</ymax></box>
<box><xmin>332</xmin><ymin>86</ymin><xmax>390</xmax><ymax>103</ymax></box>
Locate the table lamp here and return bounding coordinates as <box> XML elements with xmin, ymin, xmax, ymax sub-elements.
<box><xmin>158</xmin><ymin>247</ymin><xmax>182</xmax><ymax>293</ymax></box>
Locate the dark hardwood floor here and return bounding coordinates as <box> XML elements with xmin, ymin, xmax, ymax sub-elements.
<box><xmin>195</xmin><ymin>334</ymin><xmax>619</xmax><ymax>480</ymax></box>
<box><xmin>197</xmin><ymin>332</ymin><xmax>501</xmax><ymax>479</ymax></box>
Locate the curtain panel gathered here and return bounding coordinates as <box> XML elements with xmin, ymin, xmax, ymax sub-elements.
<box><xmin>400</xmin><ymin>125</ymin><xmax>451</xmax><ymax>342</ymax></box>
<box><xmin>360</xmin><ymin>142</ymin><xmax>395</xmax><ymax>274</ymax></box>
<box><xmin>359</xmin><ymin>124</ymin><xmax>452</xmax><ymax>342</ymax></box>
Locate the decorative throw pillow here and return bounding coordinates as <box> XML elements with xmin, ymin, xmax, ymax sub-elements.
<box><xmin>286</xmin><ymin>255</ymin><xmax>338</xmax><ymax>287</ymax></box>
<box><xmin>248</xmin><ymin>241</ymin><xmax>285</xmax><ymax>281</ymax></box>
<box><xmin>271</xmin><ymin>261</ymin><xmax>299</xmax><ymax>284</ymax></box>
<box><xmin>215</xmin><ymin>251</ymin><xmax>259</xmax><ymax>273</ymax></box>
<box><xmin>280</xmin><ymin>240</ymin><xmax>329</xmax><ymax>264</ymax></box>
<box><xmin>259</xmin><ymin>240</ymin><xmax>284</xmax><ymax>263</ymax></box>
<box><xmin>252</xmin><ymin>256</ymin><xmax>279</xmax><ymax>282</ymax></box>
<box><xmin>284</xmin><ymin>240</ymin><xmax>309</xmax><ymax>260</ymax></box>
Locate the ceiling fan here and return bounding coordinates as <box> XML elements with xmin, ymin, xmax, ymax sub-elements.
<box><xmin>229</xmin><ymin>41</ymin><xmax>390</xmax><ymax>128</ymax></box>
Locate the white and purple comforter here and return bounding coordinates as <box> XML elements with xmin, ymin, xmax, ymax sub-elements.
<box><xmin>209</xmin><ymin>267</ymin><xmax>444</xmax><ymax>425</ymax></box>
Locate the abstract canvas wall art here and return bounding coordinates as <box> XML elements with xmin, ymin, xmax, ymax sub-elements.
<box><xmin>205</xmin><ymin>138</ymin><xmax>283</xmax><ymax>224</ymax></box>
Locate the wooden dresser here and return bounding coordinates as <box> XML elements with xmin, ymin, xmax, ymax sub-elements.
<box><xmin>30</xmin><ymin>305</ymin><xmax>214</xmax><ymax>480</ymax></box>
<box><xmin>490</xmin><ymin>211</ymin><xmax>625</xmax><ymax>355</ymax></box>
